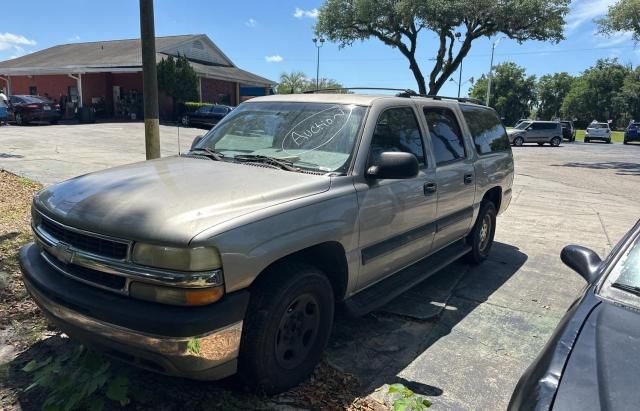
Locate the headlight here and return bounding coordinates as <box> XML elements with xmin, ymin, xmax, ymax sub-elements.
<box><xmin>132</xmin><ymin>243</ymin><xmax>222</xmax><ymax>271</ymax></box>
<box><xmin>129</xmin><ymin>282</ymin><xmax>224</xmax><ymax>306</ymax></box>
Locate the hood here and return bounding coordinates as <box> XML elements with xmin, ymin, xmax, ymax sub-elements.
<box><xmin>552</xmin><ymin>301</ymin><xmax>640</xmax><ymax>410</ymax></box>
<box><xmin>34</xmin><ymin>156</ymin><xmax>331</xmax><ymax>245</ymax></box>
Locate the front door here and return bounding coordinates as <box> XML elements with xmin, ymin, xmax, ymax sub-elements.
<box><xmin>356</xmin><ymin>106</ymin><xmax>437</xmax><ymax>289</ymax></box>
<box><xmin>422</xmin><ymin>106</ymin><xmax>476</xmax><ymax>251</ymax></box>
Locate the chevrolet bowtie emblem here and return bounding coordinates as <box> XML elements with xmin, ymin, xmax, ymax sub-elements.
<box><xmin>52</xmin><ymin>242</ymin><xmax>75</xmax><ymax>264</ymax></box>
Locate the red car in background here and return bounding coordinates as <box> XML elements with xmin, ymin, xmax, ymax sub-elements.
<box><xmin>8</xmin><ymin>95</ymin><xmax>61</xmax><ymax>125</ymax></box>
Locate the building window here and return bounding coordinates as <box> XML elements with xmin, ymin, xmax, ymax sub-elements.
<box><xmin>29</xmin><ymin>86</ymin><xmax>37</xmax><ymax>96</ymax></box>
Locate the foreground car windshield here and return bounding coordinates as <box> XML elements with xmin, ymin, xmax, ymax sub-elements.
<box><xmin>194</xmin><ymin>102</ymin><xmax>367</xmax><ymax>173</ymax></box>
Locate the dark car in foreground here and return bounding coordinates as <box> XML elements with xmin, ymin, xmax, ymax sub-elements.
<box><xmin>9</xmin><ymin>95</ymin><xmax>61</xmax><ymax>125</ymax></box>
<box><xmin>181</xmin><ymin>104</ymin><xmax>233</xmax><ymax>128</ymax></box>
<box><xmin>509</xmin><ymin>219</ymin><xmax>640</xmax><ymax>411</ymax></box>
<box><xmin>560</xmin><ymin>120</ymin><xmax>575</xmax><ymax>142</ymax></box>
<box><xmin>624</xmin><ymin>121</ymin><xmax>640</xmax><ymax>144</ymax></box>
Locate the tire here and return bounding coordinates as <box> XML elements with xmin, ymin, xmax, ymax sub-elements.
<box><xmin>50</xmin><ymin>119</ymin><xmax>59</xmax><ymax>125</ymax></box>
<box><xmin>584</xmin><ymin>138</ymin><xmax>590</xmax><ymax>143</ymax></box>
<box><xmin>465</xmin><ymin>201</ymin><xmax>497</xmax><ymax>265</ymax></box>
<box><xmin>624</xmin><ymin>140</ymin><xmax>628</xmax><ymax>145</ymax></box>
<box><xmin>607</xmin><ymin>139</ymin><xmax>612</xmax><ymax>144</ymax></box>
<box><xmin>551</xmin><ymin>137</ymin><xmax>561</xmax><ymax>147</ymax></box>
<box><xmin>513</xmin><ymin>136</ymin><xmax>524</xmax><ymax>147</ymax></box>
<box><xmin>239</xmin><ymin>262</ymin><xmax>335</xmax><ymax>394</ymax></box>
<box><xmin>181</xmin><ymin>115</ymin><xmax>190</xmax><ymax>127</ymax></box>
<box><xmin>15</xmin><ymin>113</ymin><xmax>26</xmax><ymax>126</ymax></box>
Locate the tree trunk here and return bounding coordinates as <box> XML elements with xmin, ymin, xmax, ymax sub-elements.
<box><xmin>408</xmin><ymin>55</ymin><xmax>427</xmax><ymax>95</ymax></box>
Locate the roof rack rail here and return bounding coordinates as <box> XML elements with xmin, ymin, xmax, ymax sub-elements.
<box><xmin>302</xmin><ymin>87</ymin><xmax>485</xmax><ymax>105</ymax></box>
<box><xmin>303</xmin><ymin>87</ymin><xmax>418</xmax><ymax>97</ymax></box>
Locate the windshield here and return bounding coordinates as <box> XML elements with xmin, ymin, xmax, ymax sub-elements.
<box><xmin>194</xmin><ymin>102</ymin><xmax>367</xmax><ymax>173</ymax></box>
<box><xmin>515</xmin><ymin>121</ymin><xmax>531</xmax><ymax>130</ymax></box>
<box><xmin>20</xmin><ymin>96</ymin><xmax>49</xmax><ymax>104</ymax></box>
<box><xmin>591</xmin><ymin>123</ymin><xmax>608</xmax><ymax>129</ymax></box>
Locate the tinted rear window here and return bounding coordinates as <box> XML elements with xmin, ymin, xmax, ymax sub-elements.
<box><xmin>460</xmin><ymin>104</ymin><xmax>510</xmax><ymax>155</ymax></box>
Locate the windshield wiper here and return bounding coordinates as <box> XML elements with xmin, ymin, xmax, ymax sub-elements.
<box><xmin>190</xmin><ymin>147</ymin><xmax>225</xmax><ymax>161</ymax></box>
<box><xmin>233</xmin><ymin>154</ymin><xmax>300</xmax><ymax>172</ymax></box>
<box><xmin>612</xmin><ymin>282</ymin><xmax>640</xmax><ymax>297</ymax></box>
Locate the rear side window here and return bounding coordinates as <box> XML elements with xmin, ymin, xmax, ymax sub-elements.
<box><xmin>423</xmin><ymin>107</ymin><xmax>466</xmax><ymax>165</ymax></box>
<box><xmin>212</xmin><ymin>107</ymin><xmax>228</xmax><ymax>114</ymax></box>
<box><xmin>460</xmin><ymin>105</ymin><xmax>510</xmax><ymax>155</ymax></box>
<box><xmin>370</xmin><ymin>107</ymin><xmax>425</xmax><ymax>166</ymax></box>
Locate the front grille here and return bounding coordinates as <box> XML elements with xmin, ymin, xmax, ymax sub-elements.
<box><xmin>43</xmin><ymin>250</ymin><xmax>127</xmax><ymax>290</ymax></box>
<box><xmin>40</xmin><ymin>218</ymin><xmax>129</xmax><ymax>260</ymax></box>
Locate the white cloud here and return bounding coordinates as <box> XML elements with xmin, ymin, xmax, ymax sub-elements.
<box><xmin>293</xmin><ymin>7</ymin><xmax>319</xmax><ymax>19</ymax></box>
<box><xmin>265</xmin><ymin>55</ymin><xmax>283</xmax><ymax>63</ymax></box>
<box><xmin>245</xmin><ymin>18</ymin><xmax>257</xmax><ymax>28</ymax></box>
<box><xmin>595</xmin><ymin>30</ymin><xmax>634</xmax><ymax>47</ymax></box>
<box><xmin>0</xmin><ymin>32</ymin><xmax>36</xmax><ymax>58</ymax></box>
<box><xmin>565</xmin><ymin>0</ymin><xmax>611</xmax><ymax>33</ymax></box>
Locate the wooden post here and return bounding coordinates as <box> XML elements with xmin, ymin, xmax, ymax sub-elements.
<box><xmin>139</xmin><ymin>0</ymin><xmax>161</xmax><ymax>160</ymax></box>
<box><xmin>235</xmin><ymin>82</ymin><xmax>240</xmax><ymax>105</ymax></box>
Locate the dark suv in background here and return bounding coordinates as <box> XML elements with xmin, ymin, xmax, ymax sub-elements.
<box><xmin>624</xmin><ymin>121</ymin><xmax>640</xmax><ymax>145</ymax></box>
<box><xmin>560</xmin><ymin>120</ymin><xmax>575</xmax><ymax>142</ymax></box>
<box><xmin>8</xmin><ymin>95</ymin><xmax>61</xmax><ymax>125</ymax></box>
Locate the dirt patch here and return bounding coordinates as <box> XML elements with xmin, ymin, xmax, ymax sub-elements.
<box><xmin>0</xmin><ymin>171</ymin><xmax>382</xmax><ymax>411</ymax></box>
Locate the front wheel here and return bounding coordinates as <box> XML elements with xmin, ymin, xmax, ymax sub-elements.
<box><xmin>513</xmin><ymin>136</ymin><xmax>524</xmax><ymax>147</ymax></box>
<box><xmin>551</xmin><ymin>137</ymin><xmax>561</xmax><ymax>147</ymax></box>
<box><xmin>465</xmin><ymin>201</ymin><xmax>497</xmax><ymax>265</ymax></box>
<box><xmin>15</xmin><ymin>113</ymin><xmax>26</xmax><ymax>126</ymax></box>
<box><xmin>181</xmin><ymin>115</ymin><xmax>190</xmax><ymax>127</ymax></box>
<box><xmin>239</xmin><ymin>263</ymin><xmax>335</xmax><ymax>394</ymax></box>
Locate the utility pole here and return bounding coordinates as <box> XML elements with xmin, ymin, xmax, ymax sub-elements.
<box><xmin>486</xmin><ymin>36</ymin><xmax>505</xmax><ymax>107</ymax></box>
<box><xmin>312</xmin><ymin>37</ymin><xmax>325</xmax><ymax>90</ymax></box>
<box><xmin>139</xmin><ymin>0</ymin><xmax>161</xmax><ymax>159</ymax></box>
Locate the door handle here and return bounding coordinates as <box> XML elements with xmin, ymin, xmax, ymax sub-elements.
<box><xmin>423</xmin><ymin>182</ymin><xmax>437</xmax><ymax>195</ymax></box>
<box><xmin>464</xmin><ymin>174</ymin><xmax>473</xmax><ymax>185</ymax></box>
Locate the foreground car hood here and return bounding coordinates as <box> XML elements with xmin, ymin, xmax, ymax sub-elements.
<box><xmin>552</xmin><ymin>301</ymin><xmax>640</xmax><ymax>410</ymax></box>
<box><xmin>34</xmin><ymin>156</ymin><xmax>330</xmax><ymax>245</ymax></box>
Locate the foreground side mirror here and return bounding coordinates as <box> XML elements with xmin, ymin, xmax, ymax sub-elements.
<box><xmin>367</xmin><ymin>152</ymin><xmax>419</xmax><ymax>180</ymax></box>
<box><xmin>190</xmin><ymin>135</ymin><xmax>203</xmax><ymax>151</ymax></box>
<box><xmin>561</xmin><ymin>245</ymin><xmax>602</xmax><ymax>284</ymax></box>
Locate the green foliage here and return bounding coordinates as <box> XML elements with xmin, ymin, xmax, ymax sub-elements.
<box><xmin>597</xmin><ymin>0</ymin><xmax>640</xmax><ymax>42</ymax></box>
<box><xmin>21</xmin><ymin>345</ymin><xmax>145</xmax><ymax>411</ymax></box>
<box><xmin>315</xmin><ymin>0</ymin><xmax>570</xmax><ymax>94</ymax></box>
<box><xmin>276</xmin><ymin>71</ymin><xmax>348</xmax><ymax>94</ymax></box>
<box><xmin>387</xmin><ymin>383</ymin><xmax>432</xmax><ymax>411</ymax></box>
<box><xmin>537</xmin><ymin>72</ymin><xmax>574</xmax><ymax>119</ymax></box>
<box><xmin>469</xmin><ymin>62</ymin><xmax>537</xmax><ymax>125</ymax></box>
<box><xmin>157</xmin><ymin>55</ymin><xmax>199</xmax><ymax>103</ymax></box>
<box><xmin>561</xmin><ymin>59</ymin><xmax>633</xmax><ymax>126</ymax></box>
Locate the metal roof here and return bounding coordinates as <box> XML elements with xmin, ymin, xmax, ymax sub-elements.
<box><xmin>0</xmin><ymin>34</ymin><xmax>274</xmax><ymax>86</ymax></box>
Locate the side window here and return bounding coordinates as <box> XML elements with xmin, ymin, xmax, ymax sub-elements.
<box><xmin>423</xmin><ymin>107</ymin><xmax>466</xmax><ymax>165</ymax></box>
<box><xmin>369</xmin><ymin>107</ymin><xmax>425</xmax><ymax>166</ymax></box>
<box><xmin>460</xmin><ymin>104</ymin><xmax>510</xmax><ymax>155</ymax></box>
<box><xmin>212</xmin><ymin>107</ymin><xmax>227</xmax><ymax>115</ymax></box>
<box><xmin>196</xmin><ymin>106</ymin><xmax>210</xmax><ymax>114</ymax></box>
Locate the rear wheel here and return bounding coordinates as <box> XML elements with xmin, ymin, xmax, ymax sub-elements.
<box><xmin>551</xmin><ymin>137</ymin><xmax>561</xmax><ymax>147</ymax></box>
<box><xmin>465</xmin><ymin>201</ymin><xmax>497</xmax><ymax>265</ymax></box>
<box><xmin>513</xmin><ymin>136</ymin><xmax>524</xmax><ymax>147</ymax></box>
<box><xmin>239</xmin><ymin>263</ymin><xmax>334</xmax><ymax>394</ymax></box>
<box><xmin>181</xmin><ymin>115</ymin><xmax>190</xmax><ymax>127</ymax></box>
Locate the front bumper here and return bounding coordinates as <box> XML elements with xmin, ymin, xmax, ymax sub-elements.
<box><xmin>19</xmin><ymin>242</ymin><xmax>249</xmax><ymax>380</ymax></box>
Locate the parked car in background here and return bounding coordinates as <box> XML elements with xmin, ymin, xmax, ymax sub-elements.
<box><xmin>584</xmin><ymin>122</ymin><xmax>611</xmax><ymax>143</ymax></box>
<box><xmin>509</xmin><ymin>219</ymin><xmax>640</xmax><ymax>411</ymax></box>
<box><xmin>19</xmin><ymin>92</ymin><xmax>514</xmax><ymax>394</ymax></box>
<box><xmin>624</xmin><ymin>121</ymin><xmax>640</xmax><ymax>145</ymax></box>
<box><xmin>507</xmin><ymin>120</ymin><xmax>563</xmax><ymax>147</ymax></box>
<box><xmin>514</xmin><ymin>118</ymin><xmax>529</xmax><ymax>127</ymax></box>
<box><xmin>8</xmin><ymin>95</ymin><xmax>61</xmax><ymax>125</ymax></box>
<box><xmin>181</xmin><ymin>104</ymin><xmax>233</xmax><ymax>128</ymax></box>
<box><xmin>560</xmin><ymin>120</ymin><xmax>575</xmax><ymax>142</ymax></box>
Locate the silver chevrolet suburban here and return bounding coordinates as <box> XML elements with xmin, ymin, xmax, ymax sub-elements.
<box><xmin>20</xmin><ymin>92</ymin><xmax>514</xmax><ymax>393</ymax></box>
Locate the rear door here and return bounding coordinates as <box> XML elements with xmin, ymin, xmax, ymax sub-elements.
<box><xmin>422</xmin><ymin>105</ymin><xmax>476</xmax><ymax>251</ymax></box>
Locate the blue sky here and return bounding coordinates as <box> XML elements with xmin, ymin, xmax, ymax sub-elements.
<box><xmin>0</xmin><ymin>0</ymin><xmax>637</xmax><ymax>97</ymax></box>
